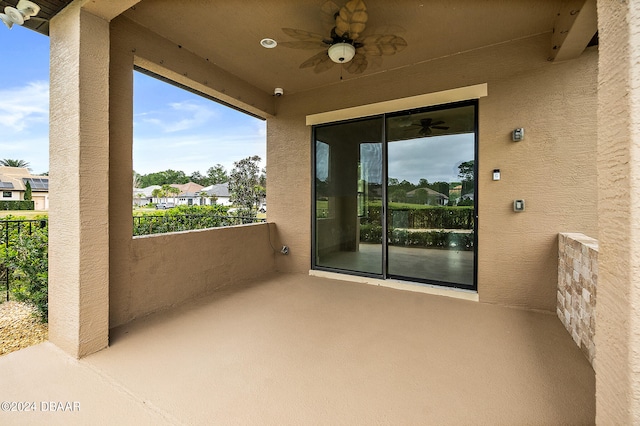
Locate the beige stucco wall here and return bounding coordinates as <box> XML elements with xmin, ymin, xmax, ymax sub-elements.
<box><xmin>111</xmin><ymin>223</ymin><xmax>278</xmax><ymax>327</ymax></box>
<box><xmin>268</xmin><ymin>33</ymin><xmax>597</xmax><ymax>311</ymax></box>
<box><xmin>595</xmin><ymin>1</ymin><xmax>640</xmax><ymax>423</ymax></box>
<box><xmin>49</xmin><ymin>4</ymin><xmax>110</xmax><ymax>358</ymax></box>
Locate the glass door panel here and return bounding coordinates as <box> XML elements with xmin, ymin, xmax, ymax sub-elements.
<box><xmin>386</xmin><ymin>104</ymin><xmax>476</xmax><ymax>287</ymax></box>
<box><xmin>314</xmin><ymin>117</ymin><xmax>384</xmax><ymax>276</ymax></box>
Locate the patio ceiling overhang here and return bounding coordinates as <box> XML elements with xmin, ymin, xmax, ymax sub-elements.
<box><xmin>5</xmin><ymin>0</ymin><xmax>597</xmax><ymax>96</ymax></box>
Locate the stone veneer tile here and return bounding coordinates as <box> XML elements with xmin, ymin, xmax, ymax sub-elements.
<box><xmin>558</xmin><ymin>233</ymin><xmax>597</xmax><ymax>366</ymax></box>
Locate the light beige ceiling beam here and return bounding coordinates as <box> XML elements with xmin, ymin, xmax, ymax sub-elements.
<box><xmin>74</xmin><ymin>0</ymin><xmax>141</xmax><ymax>21</ymax></box>
<box><xmin>549</xmin><ymin>0</ymin><xmax>597</xmax><ymax>62</ymax></box>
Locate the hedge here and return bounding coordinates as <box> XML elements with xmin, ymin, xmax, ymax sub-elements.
<box><xmin>360</xmin><ymin>224</ymin><xmax>474</xmax><ymax>251</ymax></box>
<box><xmin>363</xmin><ymin>205</ymin><xmax>474</xmax><ymax>230</ymax></box>
<box><xmin>0</xmin><ymin>200</ymin><xmax>34</xmax><ymax>210</ymax></box>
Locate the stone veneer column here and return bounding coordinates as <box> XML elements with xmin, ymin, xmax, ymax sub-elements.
<box><xmin>596</xmin><ymin>1</ymin><xmax>640</xmax><ymax>422</ymax></box>
<box><xmin>48</xmin><ymin>5</ymin><xmax>110</xmax><ymax>358</ymax></box>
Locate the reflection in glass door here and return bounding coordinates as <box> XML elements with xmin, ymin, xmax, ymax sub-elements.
<box><xmin>314</xmin><ymin>117</ymin><xmax>384</xmax><ymax>276</ymax></box>
<box><xmin>313</xmin><ymin>101</ymin><xmax>477</xmax><ymax>289</ymax></box>
<box><xmin>386</xmin><ymin>105</ymin><xmax>476</xmax><ymax>286</ymax></box>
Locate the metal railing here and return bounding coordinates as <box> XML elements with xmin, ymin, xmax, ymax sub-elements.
<box><xmin>0</xmin><ymin>219</ymin><xmax>48</xmax><ymax>302</ymax></box>
<box><xmin>133</xmin><ymin>214</ymin><xmax>265</xmax><ymax>236</ymax></box>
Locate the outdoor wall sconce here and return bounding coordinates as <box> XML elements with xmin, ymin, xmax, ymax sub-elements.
<box><xmin>0</xmin><ymin>0</ymin><xmax>40</xmax><ymax>29</ymax></box>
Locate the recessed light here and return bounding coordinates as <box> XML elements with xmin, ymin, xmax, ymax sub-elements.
<box><xmin>260</xmin><ymin>38</ymin><xmax>277</xmax><ymax>48</ymax></box>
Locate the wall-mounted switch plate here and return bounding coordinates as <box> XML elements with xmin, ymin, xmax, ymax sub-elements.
<box><xmin>512</xmin><ymin>128</ymin><xmax>524</xmax><ymax>142</ymax></box>
<box><xmin>513</xmin><ymin>199</ymin><xmax>525</xmax><ymax>212</ymax></box>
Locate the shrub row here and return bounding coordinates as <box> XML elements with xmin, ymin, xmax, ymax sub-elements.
<box><xmin>363</xmin><ymin>205</ymin><xmax>474</xmax><ymax>230</ymax></box>
<box><xmin>0</xmin><ymin>201</ymin><xmax>34</xmax><ymax>211</ymax></box>
<box><xmin>360</xmin><ymin>224</ymin><xmax>474</xmax><ymax>250</ymax></box>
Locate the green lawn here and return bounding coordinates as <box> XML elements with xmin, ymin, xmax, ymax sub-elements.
<box><xmin>0</xmin><ymin>211</ymin><xmax>48</xmax><ymax>219</ymax></box>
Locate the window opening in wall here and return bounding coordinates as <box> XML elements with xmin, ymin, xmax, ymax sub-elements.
<box><xmin>132</xmin><ymin>69</ymin><xmax>267</xmax><ymax>236</ymax></box>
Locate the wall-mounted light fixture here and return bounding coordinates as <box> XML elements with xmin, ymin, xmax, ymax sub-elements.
<box><xmin>0</xmin><ymin>0</ymin><xmax>40</xmax><ymax>29</ymax></box>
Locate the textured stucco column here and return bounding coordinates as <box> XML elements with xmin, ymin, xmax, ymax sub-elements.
<box><xmin>48</xmin><ymin>5</ymin><xmax>110</xmax><ymax>358</ymax></box>
<box><xmin>596</xmin><ymin>1</ymin><xmax>640</xmax><ymax>422</ymax></box>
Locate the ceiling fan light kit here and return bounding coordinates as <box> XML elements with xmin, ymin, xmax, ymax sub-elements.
<box><xmin>328</xmin><ymin>42</ymin><xmax>356</xmax><ymax>63</ymax></box>
<box><xmin>279</xmin><ymin>0</ymin><xmax>407</xmax><ymax>76</ymax></box>
<box><xmin>1</xmin><ymin>0</ymin><xmax>40</xmax><ymax>29</ymax></box>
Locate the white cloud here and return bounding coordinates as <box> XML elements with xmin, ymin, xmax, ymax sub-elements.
<box><xmin>140</xmin><ymin>100</ymin><xmax>218</xmax><ymax>133</ymax></box>
<box><xmin>0</xmin><ymin>81</ymin><xmax>49</xmax><ymax>132</ymax></box>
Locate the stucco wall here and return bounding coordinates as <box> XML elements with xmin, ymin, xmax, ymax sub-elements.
<box><xmin>111</xmin><ymin>223</ymin><xmax>277</xmax><ymax>327</ymax></box>
<box><xmin>268</xmin><ymin>33</ymin><xmax>597</xmax><ymax>311</ymax></box>
<box><xmin>595</xmin><ymin>1</ymin><xmax>640</xmax><ymax>422</ymax></box>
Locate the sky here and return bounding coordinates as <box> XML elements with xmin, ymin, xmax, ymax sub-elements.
<box><xmin>0</xmin><ymin>25</ymin><xmax>266</xmax><ymax>177</ymax></box>
<box><xmin>317</xmin><ymin>133</ymin><xmax>474</xmax><ymax>185</ymax></box>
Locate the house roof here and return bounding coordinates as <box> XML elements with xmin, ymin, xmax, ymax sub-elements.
<box><xmin>202</xmin><ymin>183</ymin><xmax>230</xmax><ymax>198</ymax></box>
<box><xmin>0</xmin><ymin>166</ymin><xmax>48</xmax><ymax>192</ymax></box>
<box><xmin>406</xmin><ymin>187</ymin><xmax>449</xmax><ymax>199</ymax></box>
<box><xmin>171</xmin><ymin>182</ymin><xmax>204</xmax><ymax>197</ymax></box>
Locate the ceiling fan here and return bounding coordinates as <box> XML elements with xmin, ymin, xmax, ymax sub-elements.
<box><xmin>412</xmin><ymin>118</ymin><xmax>450</xmax><ymax>136</ymax></box>
<box><xmin>0</xmin><ymin>0</ymin><xmax>41</xmax><ymax>29</ymax></box>
<box><xmin>279</xmin><ymin>0</ymin><xmax>407</xmax><ymax>75</ymax></box>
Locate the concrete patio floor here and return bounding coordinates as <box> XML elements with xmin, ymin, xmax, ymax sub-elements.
<box><xmin>0</xmin><ymin>274</ymin><xmax>594</xmax><ymax>425</ymax></box>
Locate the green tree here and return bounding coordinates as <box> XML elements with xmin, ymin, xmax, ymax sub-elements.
<box><xmin>151</xmin><ymin>187</ymin><xmax>165</xmax><ymax>204</ymax></box>
<box><xmin>229</xmin><ymin>156</ymin><xmax>263</xmax><ymax>215</ymax></box>
<box><xmin>458</xmin><ymin>160</ymin><xmax>475</xmax><ymax>201</ymax></box>
<box><xmin>138</xmin><ymin>169</ymin><xmax>189</xmax><ymax>187</ymax></box>
<box><xmin>190</xmin><ymin>171</ymin><xmax>206</xmax><ymax>186</ymax></box>
<box><xmin>166</xmin><ymin>185</ymin><xmax>181</xmax><ymax>205</ymax></box>
<box><xmin>207</xmin><ymin>164</ymin><xmax>228</xmax><ymax>185</ymax></box>
<box><xmin>0</xmin><ymin>159</ymin><xmax>30</xmax><ymax>169</ymax></box>
<box><xmin>23</xmin><ymin>181</ymin><xmax>32</xmax><ymax>201</ymax></box>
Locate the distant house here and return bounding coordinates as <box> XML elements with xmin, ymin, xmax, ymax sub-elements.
<box><xmin>134</xmin><ymin>182</ymin><xmax>220</xmax><ymax>207</ymax></box>
<box><xmin>0</xmin><ymin>166</ymin><xmax>49</xmax><ymax>210</ymax></box>
<box><xmin>171</xmin><ymin>182</ymin><xmax>205</xmax><ymax>206</ymax></box>
<box><xmin>202</xmin><ymin>183</ymin><xmax>232</xmax><ymax>206</ymax></box>
<box><xmin>405</xmin><ymin>187</ymin><xmax>449</xmax><ymax>206</ymax></box>
<box><xmin>133</xmin><ymin>185</ymin><xmax>160</xmax><ymax>206</ymax></box>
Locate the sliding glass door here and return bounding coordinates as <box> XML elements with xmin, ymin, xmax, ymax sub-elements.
<box><xmin>313</xmin><ymin>101</ymin><xmax>477</xmax><ymax>290</ymax></box>
<box><xmin>314</xmin><ymin>117</ymin><xmax>384</xmax><ymax>275</ymax></box>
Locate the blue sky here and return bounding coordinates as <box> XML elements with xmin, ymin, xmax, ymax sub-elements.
<box><xmin>0</xmin><ymin>25</ymin><xmax>266</xmax><ymax>177</ymax></box>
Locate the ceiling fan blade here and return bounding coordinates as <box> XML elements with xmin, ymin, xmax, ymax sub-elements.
<box><xmin>279</xmin><ymin>41</ymin><xmax>328</xmax><ymax>50</ymax></box>
<box><xmin>361</xmin><ymin>34</ymin><xmax>408</xmax><ymax>56</ymax></box>
<box><xmin>335</xmin><ymin>0</ymin><xmax>368</xmax><ymax>40</ymax></box>
<box><xmin>314</xmin><ymin>54</ymin><xmax>336</xmax><ymax>73</ymax></box>
<box><xmin>320</xmin><ymin>1</ymin><xmax>341</xmax><ymax>32</ymax></box>
<box><xmin>299</xmin><ymin>51</ymin><xmax>335</xmax><ymax>73</ymax></box>
<box><xmin>282</xmin><ymin>28</ymin><xmax>326</xmax><ymax>42</ymax></box>
<box><xmin>300</xmin><ymin>51</ymin><xmax>331</xmax><ymax>69</ymax></box>
<box><xmin>420</xmin><ymin>118</ymin><xmax>433</xmax><ymax>126</ymax></box>
<box><xmin>345</xmin><ymin>52</ymin><xmax>368</xmax><ymax>74</ymax></box>
<box><xmin>431</xmin><ymin>126</ymin><xmax>450</xmax><ymax>130</ymax></box>
<box><xmin>430</xmin><ymin>120</ymin><xmax>446</xmax><ymax>126</ymax></box>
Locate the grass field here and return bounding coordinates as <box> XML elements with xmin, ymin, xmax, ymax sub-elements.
<box><xmin>0</xmin><ymin>211</ymin><xmax>48</xmax><ymax>219</ymax></box>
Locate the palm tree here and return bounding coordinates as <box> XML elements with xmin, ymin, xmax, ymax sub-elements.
<box><xmin>0</xmin><ymin>159</ymin><xmax>30</xmax><ymax>168</ymax></box>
